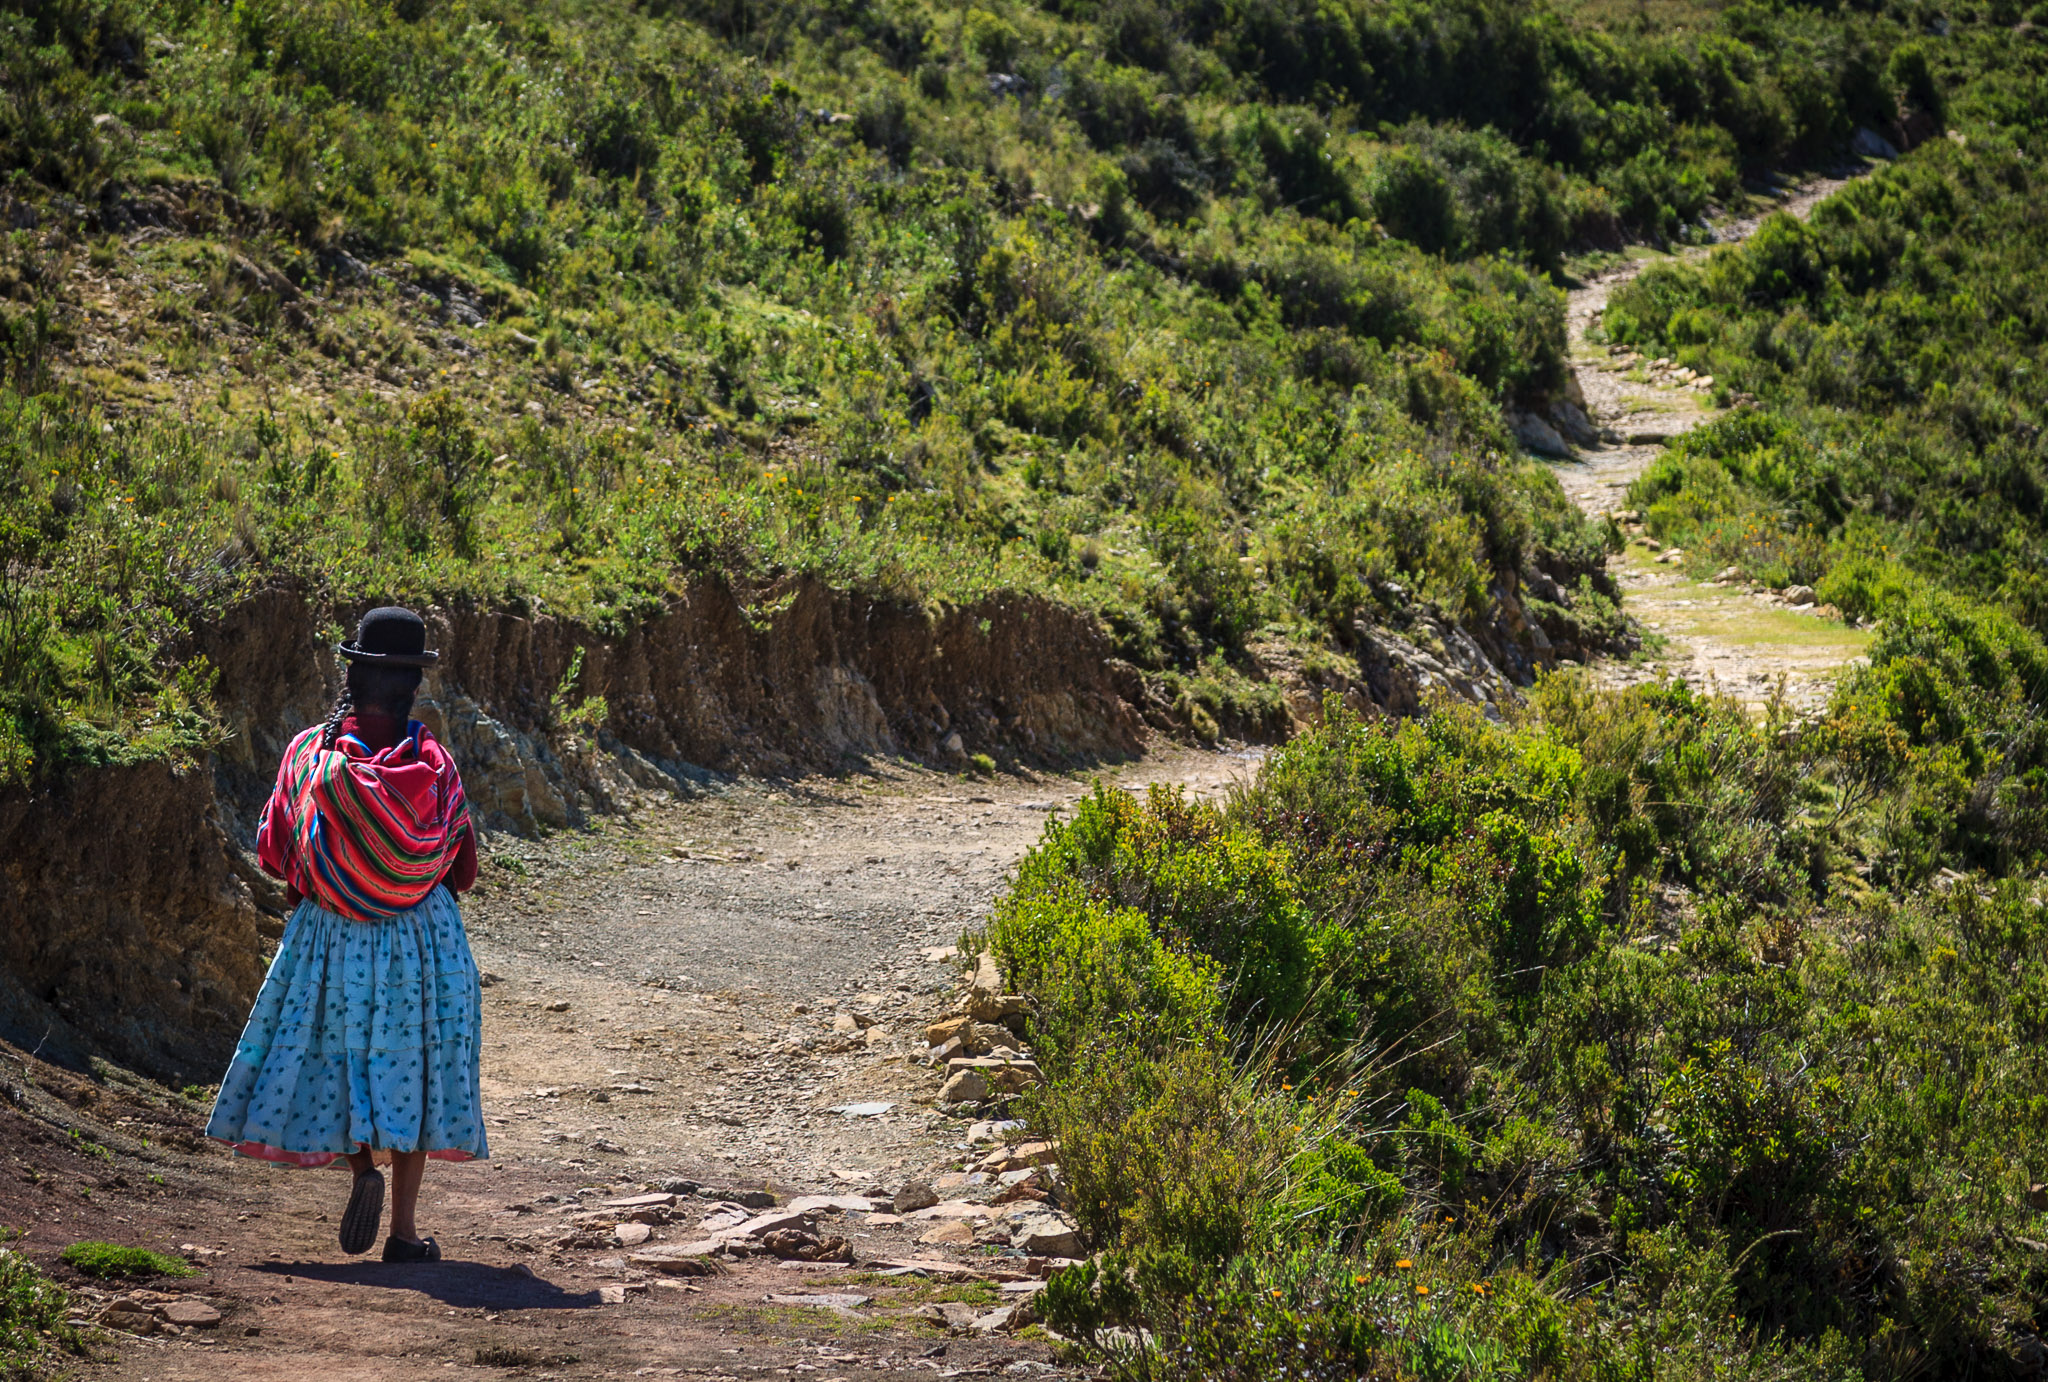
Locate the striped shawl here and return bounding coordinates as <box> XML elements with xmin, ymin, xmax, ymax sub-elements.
<box><xmin>263</xmin><ymin>721</ymin><xmax>472</xmax><ymax>921</ymax></box>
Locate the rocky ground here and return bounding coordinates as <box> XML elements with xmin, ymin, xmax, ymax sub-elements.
<box><xmin>0</xmin><ymin>747</ymin><xmax>1259</xmax><ymax>1380</ymax></box>
<box><xmin>1549</xmin><ymin>175</ymin><xmax>1873</xmax><ymax>713</ymax></box>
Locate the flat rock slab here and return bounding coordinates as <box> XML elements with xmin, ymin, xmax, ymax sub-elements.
<box><xmin>947</xmin><ymin>1056</ymin><xmax>1042</xmax><ymax>1075</ymax></box>
<box><xmin>765</xmin><ymin>1293</ymin><xmax>871</xmax><ymax>1310</ymax></box>
<box><xmin>735</xmin><ymin>1209</ymin><xmax>816</xmax><ymax>1238</ymax></box>
<box><xmin>628</xmin><ymin>1252</ymin><xmax>716</xmax><ymax>1276</ymax></box>
<box><xmin>905</xmin><ymin>1201</ymin><xmax>989</xmax><ymax>1220</ymax></box>
<box><xmin>868</xmin><ymin>1258</ymin><xmax>991</xmax><ymax>1278</ymax></box>
<box><xmin>157</xmin><ymin>1300</ymin><xmax>222</xmax><ymax>1327</ymax></box>
<box><xmin>785</xmin><ymin>1195</ymin><xmax>888</xmax><ymax>1215</ymax></box>
<box><xmin>603</xmin><ymin>1193</ymin><xmax>678</xmax><ymax>1209</ymax></box>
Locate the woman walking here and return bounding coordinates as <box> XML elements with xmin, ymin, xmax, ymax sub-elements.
<box><xmin>207</xmin><ymin>607</ymin><xmax>487</xmax><ymax>1262</ymax></box>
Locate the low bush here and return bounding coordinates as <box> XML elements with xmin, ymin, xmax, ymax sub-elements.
<box><xmin>996</xmin><ymin>674</ymin><xmax>2048</xmax><ymax>1376</ymax></box>
<box><xmin>0</xmin><ymin>1245</ymin><xmax>79</xmax><ymax>1379</ymax></box>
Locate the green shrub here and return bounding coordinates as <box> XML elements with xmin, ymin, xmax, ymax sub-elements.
<box><xmin>1286</xmin><ymin>1136</ymin><xmax>1403</xmax><ymax>1236</ymax></box>
<box><xmin>1031</xmin><ymin>1040</ymin><xmax>1290</xmax><ymax>1265</ymax></box>
<box><xmin>988</xmin><ymin>883</ymin><xmax>1223</xmax><ymax>1063</ymax></box>
<box><xmin>0</xmin><ymin>1245</ymin><xmax>80</xmax><ymax>1377</ymax></box>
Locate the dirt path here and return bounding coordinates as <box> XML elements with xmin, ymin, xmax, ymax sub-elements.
<box><xmin>1548</xmin><ymin>177</ymin><xmax>1873</xmax><ymax>712</ymax></box>
<box><xmin>0</xmin><ymin>747</ymin><xmax>1259</xmax><ymax>1380</ymax></box>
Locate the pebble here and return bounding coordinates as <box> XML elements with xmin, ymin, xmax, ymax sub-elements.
<box><xmin>918</xmin><ymin>1300</ymin><xmax>982</xmax><ymax>1330</ymax></box>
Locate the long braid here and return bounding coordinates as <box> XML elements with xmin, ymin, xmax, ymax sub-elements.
<box><xmin>320</xmin><ymin>683</ymin><xmax>354</xmax><ymax>751</ymax></box>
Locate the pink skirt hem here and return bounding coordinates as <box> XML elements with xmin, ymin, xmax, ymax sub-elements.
<box><xmin>214</xmin><ymin>1137</ymin><xmax>480</xmax><ymax>1167</ymax></box>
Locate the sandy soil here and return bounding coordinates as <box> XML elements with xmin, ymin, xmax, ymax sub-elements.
<box><xmin>0</xmin><ymin>746</ymin><xmax>1261</xmax><ymax>1379</ymax></box>
<box><xmin>1548</xmin><ymin>176</ymin><xmax>1872</xmax><ymax>712</ymax></box>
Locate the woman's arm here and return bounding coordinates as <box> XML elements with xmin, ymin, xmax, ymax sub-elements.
<box><xmin>256</xmin><ymin>753</ymin><xmax>306</xmax><ymax>909</ymax></box>
<box><xmin>444</xmin><ymin>829</ymin><xmax>478</xmax><ymax>894</ymax></box>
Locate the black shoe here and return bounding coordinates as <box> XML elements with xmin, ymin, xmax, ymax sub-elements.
<box><xmin>339</xmin><ymin>1171</ymin><xmax>385</xmax><ymax>1256</ymax></box>
<box><xmin>382</xmin><ymin>1235</ymin><xmax>441</xmax><ymax>1263</ymax></box>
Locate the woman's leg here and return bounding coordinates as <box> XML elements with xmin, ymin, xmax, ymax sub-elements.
<box><xmin>345</xmin><ymin>1146</ymin><xmax>375</xmax><ymax>1177</ymax></box>
<box><xmin>388</xmin><ymin>1150</ymin><xmax>428</xmax><ymax>1242</ymax></box>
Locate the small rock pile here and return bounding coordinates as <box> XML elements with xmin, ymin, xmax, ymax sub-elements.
<box><xmin>921</xmin><ymin>953</ymin><xmax>1043</xmax><ymax>1105</ymax></box>
<box><xmin>86</xmin><ymin>1290</ymin><xmax>224</xmax><ymax>1337</ymax></box>
<box><xmin>1607</xmin><ymin>348</ymin><xmax>1717</xmax><ymax>394</ymax></box>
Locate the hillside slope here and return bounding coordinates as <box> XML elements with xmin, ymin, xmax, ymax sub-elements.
<box><xmin>5</xmin><ymin>3</ymin><xmax>2046</xmax><ymax>1374</ymax></box>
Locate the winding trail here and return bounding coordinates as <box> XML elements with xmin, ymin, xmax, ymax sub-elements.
<box><xmin>1548</xmin><ymin>177</ymin><xmax>1874</xmax><ymax>712</ymax></box>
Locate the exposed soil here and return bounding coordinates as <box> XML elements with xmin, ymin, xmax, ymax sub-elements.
<box><xmin>1549</xmin><ymin>176</ymin><xmax>1872</xmax><ymax>712</ymax></box>
<box><xmin>0</xmin><ymin>744</ymin><xmax>1259</xmax><ymax>1379</ymax></box>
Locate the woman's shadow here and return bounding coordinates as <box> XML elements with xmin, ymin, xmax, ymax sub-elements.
<box><xmin>251</xmin><ymin>1258</ymin><xmax>602</xmax><ymax>1310</ymax></box>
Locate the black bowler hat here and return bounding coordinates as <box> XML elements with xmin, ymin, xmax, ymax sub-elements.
<box><xmin>338</xmin><ymin>607</ymin><xmax>440</xmax><ymax>667</ymax></box>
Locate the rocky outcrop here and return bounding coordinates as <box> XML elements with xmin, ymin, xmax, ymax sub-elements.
<box><xmin>428</xmin><ymin>579</ymin><xmax>1144</xmax><ymax>787</ymax></box>
<box><xmin>193</xmin><ymin>577</ymin><xmax>1145</xmax><ymax>835</ymax></box>
<box><xmin>1249</xmin><ymin>567</ymin><xmax>1625</xmax><ymax>730</ymax></box>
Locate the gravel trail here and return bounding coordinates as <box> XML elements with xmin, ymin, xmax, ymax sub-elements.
<box><xmin>1549</xmin><ymin>176</ymin><xmax>1873</xmax><ymax>712</ymax></box>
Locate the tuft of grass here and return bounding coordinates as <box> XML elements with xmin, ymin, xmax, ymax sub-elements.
<box><xmin>473</xmin><ymin>1342</ymin><xmax>582</xmax><ymax>1367</ymax></box>
<box><xmin>58</xmin><ymin>1242</ymin><xmax>194</xmax><ymax>1281</ymax></box>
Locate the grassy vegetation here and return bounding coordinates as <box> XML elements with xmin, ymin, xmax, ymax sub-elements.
<box><xmin>0</xmin><ymin>1246</ymin><xmax>80</xmax><ymax>1380</ymax></box>
<box><xmin>964</xmin><ymin>13</ymin><xmax>2048</xmax><ymax>1380</ymax></box>
<box><xmin>56</xmin><ymin>1241</ymin><xmax>192</xmax><ymax>1282</ymax></box>
<box><xmin>1000</xmin><ymin>677</ymin><xmax>2048</xmax><ymax>1377</ymax></box>
<box><xmin>0</xmin><ymin>0</ymin><xmax>1969</xmax><ymax>781</ymax></box>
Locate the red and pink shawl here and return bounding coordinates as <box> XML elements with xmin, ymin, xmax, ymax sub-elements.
<box><xmin>257</xmin><ymin>720</ymin><xmax>472</xmax><ymax>920</ymax></box>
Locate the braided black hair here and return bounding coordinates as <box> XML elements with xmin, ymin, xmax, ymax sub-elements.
<box><xmin>319</xmin><ymin>684</ymin><xmax>355</xmax><ymax>751</ymax></box>
<box><xmin>320</xmin><ymin>664</ymin><xmax>425</xmax><ymax>750</ymax></box>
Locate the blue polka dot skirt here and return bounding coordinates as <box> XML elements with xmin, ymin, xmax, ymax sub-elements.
<box><xmin>206</xmin><ymin>887</ymin><xmax>489</xmax><ymax>1167</ymax></box>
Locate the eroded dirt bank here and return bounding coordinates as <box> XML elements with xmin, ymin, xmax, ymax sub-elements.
<box><xmin>7</xmin><ymin>533</ymin><xmax>1605</xmax><ymax>1090</ymax></box>
<box><xmin>3</xmin><ymin>577</ymin><xmax>1151</xmax><ymax>1087</ymax></box>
